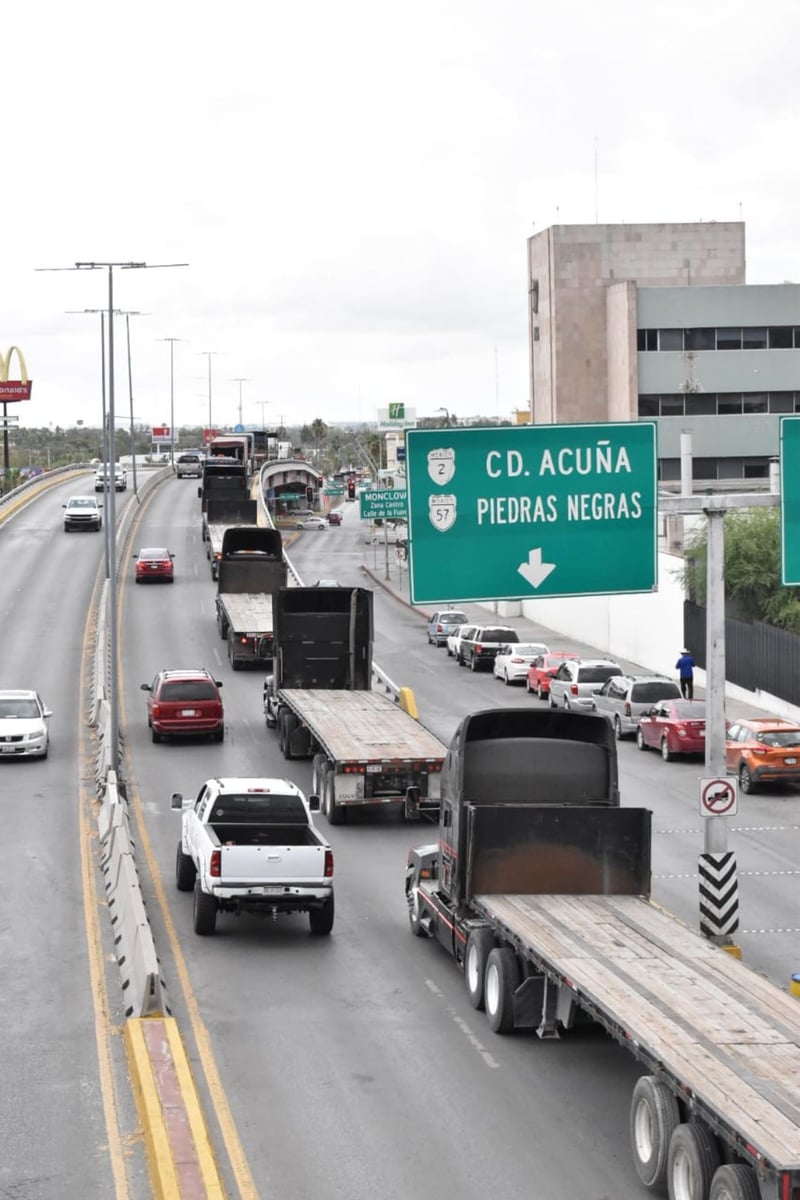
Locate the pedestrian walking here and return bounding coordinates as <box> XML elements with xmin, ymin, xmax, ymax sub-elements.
<box><xmin>676</xmin><ymin>648</ymin><xmax>695</xmax><ymax>700</ymax></box>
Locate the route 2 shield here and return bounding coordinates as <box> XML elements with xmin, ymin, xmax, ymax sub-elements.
<box><xmin>427</xmin><ymin>448</ymin><xmax>456</xmax><ymax>486</ymax></box>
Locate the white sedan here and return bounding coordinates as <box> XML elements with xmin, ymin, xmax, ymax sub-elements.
<box><xmin>294</xmin><ymin>517</ymin><xmax>327</xmax><ymax>531</ymax></box>
<box><xmin>0</xmin><ymin>690</ymin><xmax>52</xmax><ymax>758</ymax></box>
<box><xmin>493</xmin><ymin>642</ymin><xmax>551</xmax><ymax>685</ymax></box>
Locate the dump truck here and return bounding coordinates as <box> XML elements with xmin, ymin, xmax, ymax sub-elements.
<box><xmin>263</xmin><ymin>586</ymin><xmax>447</xmax><ymax>825</ymax></box>
<box><xmin>405</xmin><ymin>706</ymin><xmax>800</xmax><ymax>1200</ymax></box>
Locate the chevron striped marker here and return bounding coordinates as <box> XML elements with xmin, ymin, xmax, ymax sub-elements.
<box><xmin>699</xmin><ymin>851</ymin><xmax>740</xmax><ymax>938</ymax></box>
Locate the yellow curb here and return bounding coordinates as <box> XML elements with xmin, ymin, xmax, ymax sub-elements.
<box><xmin>125</xmin><ymin>1017</ymin><xmax>226</xmax><ymax>1199</ymax></box>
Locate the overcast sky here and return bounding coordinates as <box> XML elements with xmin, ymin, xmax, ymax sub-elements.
<box><xmin>4</xmin><ymin>0</ymin><xmax>800</xmax><ymax>436</ymax></box>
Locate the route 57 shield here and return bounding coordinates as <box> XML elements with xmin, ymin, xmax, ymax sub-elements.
<box><xmin>429</xmin><ymin>494</ymin><xmax>456</xmax><ymax>532</ymax></box>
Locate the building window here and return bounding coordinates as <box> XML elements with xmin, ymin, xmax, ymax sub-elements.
<box><xmin>795</xmin><ymin>328</ymin><xmax>800</xmax><ymax>348</ymax></box>
<box><xmin>743</xmin><ymin>393</ymin><xmax>768</xmax><ymax>414</ymax></box>
<box><xmin>718</xmin><ymin>458</ymin><xmax>743</xmax><ymax>479</ymax></box>
<box><xmin>684</xmin><ymin>328</ymin><xmax>715</xmax><ymax>351</ymax></box>
<box><xmin>660</xmin><ymin>395</ymin><xmax>685</xmax><ymax>416</ymax></box>
<box><xmin>768</xmin><ymin>393</ymin><xmax>794</xmax><ymax>413</ymax></box>
<box><xmin>659</xmin><ymin>460</ymin><xmax>681</xmax><ymax>482</ymax></box>
<box><xmin>743</xmin><ymin>460</ymin><xmax>769</xmax><ymax>479</ymax></box>
<box><xmin>693</xmin><ymin>458</ymin><xmax>718</xmax><ymax>479</ymax></box>
<box><xmin>658</xmin><ymin>329</ymin><xmax>683</xmax><ymax>351</ymax></box>
<box><xmin>637</xmin><ymin>329</ymin><xmax>658</xmax><ymax>351</ymax></box>
<box><xmin>685</xmin><ymin>395</ymin><xmax>717</xmax><ymax>416</ymax></box>
<box><xmin>638</xmin><ymin>395</ymin><xmax>659</xmax><ymax>416</ymax></box>
<box><xmin>742</xmin><ymin>327</ymin><xmax>767</xmax><ymax>349</ymax></box>
<box><xmin>716</xmin><ymin>327</ymin><xmax>742</xmax><ymax>350</ymax></box>
<box><xmin>768</xmin><ymin>327</ymin><xmax>793</xmax><ymax>349</ymax></box>
<box><xmin>718</xmin><ymin>394</ymin><xmax>743</xmax><ymax>414</ymax></box>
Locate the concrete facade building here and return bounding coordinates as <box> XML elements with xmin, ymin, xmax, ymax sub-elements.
<box><xmin>525</xmin><ymin>221</ymin><xmax>800</xmax><ymax>481</ymax></box>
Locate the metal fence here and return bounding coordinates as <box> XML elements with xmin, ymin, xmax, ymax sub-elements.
<box><xmin>685</xmin><ymin>602</ymin><xmax>800</xmax><ymax>707</ymax></box>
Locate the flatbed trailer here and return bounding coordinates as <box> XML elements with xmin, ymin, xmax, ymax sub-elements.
<box><xmin>215</xmin><ymin>527</ymin><xmax>285</xmax><ymax>670</ymax></box>
<box><xmin>405</xmin><ymin>707</ymin><xmax>800</xmax><ymax>1199</ymax></box>
<box><xmin>203</xmin><ymin>497</ymin><xmax>258</xmax><ymax>578</ymax></box>
<box><xmin>267</xmin><ymin>687</ymin><xmax>446</xmax><ymax>825</ymax></box>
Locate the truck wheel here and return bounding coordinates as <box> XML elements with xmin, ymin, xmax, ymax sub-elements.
<box><xmin>709</xmin><ymin>1165</ymin><xmax>760</xmax><ymax>1200</ymax></box>
<box><xmin>668</xmin><ymin>1122</ymin><xmax>721</xmax><ymax>1200</ymax></box>
<box><xmin>217</xmin><ymin>612</ymin><xmax>228</xmax><ymax>640</ymax></box>
<box><xmin>406</xmin><ymin>883</ymin><xmax>428</xmax><ymax>937</ymax></box>
<box><xmin>309</xmin><ymin>895</ymin><xmax>334</xmax><ymax>935</ymax></box>
<box><xmin>281</xmin><ymin>712</ymin><xmax>298</xmax><ymax>760</ymax></box>
<box><xmin>630</xmin><ymin>1075</ymin><xmax>680</xmax><ymax>1189</ymax></box>
<box><xmin>175</xmin><ymin>843</ymin><xmax>196</xmax><ymax>892</ymax></box>
<box><xmin>325</xmin><ymin>775</ymin><xmax>344</xmax><ymax>825</ymax></box>
<box><xmin>192</xmin><ymin>882</ymin><xmax>217</xmax><ymax>935</ymax></box>
<box><xmin>484</xmin><ymin>947</ymin><xmax>519</xmax><ymax>1034</ymax></box>
<box><xmin>311</xmin><ymin>754</ymin><xmax>328</xmax><ymax>796</ymax></box>
<box><xmin>465</xmin><ymin>928</ymin><xmax>495</xmax><ymax>1010</ymax></box>
<box><xmin>228</xmin><ymin>640</ymin><xmax>242</xmax><ymax>670</ymax></box>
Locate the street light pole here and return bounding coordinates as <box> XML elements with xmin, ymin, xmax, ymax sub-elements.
<box><xmin>122</xmin><ymin>311</ymin><xmax>148</xmax><ymax>496</ymax></box>
<box><xmin>232</xmin><ymin>377</ymin><xmax>249</xmax><ymax>426</ymax></box>
<box><xmin>200</xmin><ymin>351</ymin><xmax>221</xmax><ymax>442</ymax></box>
<box><xmin>39</xmin><ymin>258</ymin><xmax>188</xmax><ymax>778</ymax></box>
<box><xmin>158</xmin><ymin>337</ymin><xmax>182</xmax><ymax>469</ymax></box>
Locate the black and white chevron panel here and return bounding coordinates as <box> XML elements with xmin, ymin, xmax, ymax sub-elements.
<box><xmin>699</xmin><ymin>852</ymin><xmax>740</xmax><ymax>937</ymax></box>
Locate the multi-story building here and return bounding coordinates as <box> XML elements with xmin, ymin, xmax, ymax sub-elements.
<box><xmin>526</xmin><ymin>221</ymin><xmax>800</xmax><ymax>483</ymax></box>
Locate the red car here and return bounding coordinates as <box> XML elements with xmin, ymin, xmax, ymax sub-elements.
<box><xmin>134</xmin><ymin>547</ymin><xmax>175</xmax><ymax>583</ymax></box>
<box><xmin>141</xmin><ymin>668</ymin><xmax>224</xmax><ymax>743</ymax></box>
<box><xmin>327</xmin><ymin>511</ymin><xmax>343</xmax><ymax>526</ymax></box>
<box><xmin>526</xmin><ymin>652</ymin><xmax>580</xmax><ymax>699</ymax></box>
<box><xmin>636</xmin><ymin>698</ymin><xmax>706</xmax><ymax>761</ymax></box>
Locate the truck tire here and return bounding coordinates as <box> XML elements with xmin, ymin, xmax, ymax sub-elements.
<box><xmin>406</xmin><ymin>883</ymin><xmax>428</xmax><ymax>937</ymax></box>
<box><xmin>281</xmin><ymin>712</ymin><xmax>299</xmax><ymax>760</ymax></box>
<box><xmin>630</xmin><ymin>1075</ymin><xmax>680</xmax><ymax>1189</ymax></box>
<box><xmin>217</xmin><ymin>610</ymin><xmax>229</xmax><ymax>640</ymax></box>
<box><xmin>311</xmin><ymin>754</ymin><xmax>328</xmax><ymax>797</ymax></box>
<box><xmin>309</xmin><ymin>895</ymin><xmax>334</xmax><ymax>935</ymax></box>
<box><xmin>228</xmin><ymin>639</ymin><xmax>242</xmax><ymax>670</ymax></box>
<box><xmin>667</xmin><ymin>1122</ymin><xmax>721</xmax><ymax>1200</ymax></box>
<box><xmin>192</xmin><ymin>882</ymin><xmax>217</xmax><ymax>935</ymax></box>
<box><xmin>465</xmin><ymin>928</ymin><xmax>495</xmax><ymax>1010</ymax></box>
<box><xmin>708</xmin><ymin>1165</ymin><xmax>760</xmax><ymax>1200</ymax></box>
<box><xmin>484</xmin><ymin>947</ymin><xmax>519</xmax><ymax>1034</ymax></box>
<box><xmin>175</xmin><ymin>843</ymin><xmax>196</xmax><ymax>892</ymax></box>
<box><xmin>325</xmin><ymin>774</ymin><xmax>344</xmax><ymax>825</ymax></box>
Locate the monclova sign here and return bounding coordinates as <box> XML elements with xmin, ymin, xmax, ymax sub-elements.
<box><xmin>0</xmin><ymin>346</ymin><xmax>32</xmax><ymax>401</ymax></box>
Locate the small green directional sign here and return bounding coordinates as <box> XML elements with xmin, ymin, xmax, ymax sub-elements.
<box><xmin>405</xmin><ymin>422</ymin><xmax>657</xmax><ymax>604</ymax></box>
<box><xmin>359</xmin><ymin>488</ymin><xmax>408</xmax><ymax>521</ymax></box>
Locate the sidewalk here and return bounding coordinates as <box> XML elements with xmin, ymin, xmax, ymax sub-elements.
<box><xmin>360</xmin><ymin>562</ymin><xmax>789</xmax><ymax>726</ymax></box>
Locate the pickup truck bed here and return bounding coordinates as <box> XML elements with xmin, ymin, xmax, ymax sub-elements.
<box><xmin>210</xmin><ymin>822</ymin><xmax>323</xmax><ymax>847</ymax></box>
<box><xmin>472</xmin><ymin>889</ymin><xmax>800</xmax><ymax>1169</ymax></box>
<box><xmin>279</xmin><ymin>688</ymin><xmax>445</xmax><ymax>760</ymax></box>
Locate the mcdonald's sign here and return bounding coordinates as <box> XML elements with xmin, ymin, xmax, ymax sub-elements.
<box><xmin>0</xmin><ymin>346</ymin><xmax>32</xmax><ymax>401</ymax></box>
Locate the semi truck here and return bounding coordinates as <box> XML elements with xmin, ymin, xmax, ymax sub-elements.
<box><xmin>215</xmin><ymin>527</ymin><xmax>286</xmax><ymax>670</ymax></box>
<box><xmin>263</xmin><ymin>586</ymin><xmax>447</xmax><ymax>825</ymax></box>
<box><xmin>203</xmin><ymin>495</ymin><xmax>259</xmax><ymax>579</ymax></box>
<box><xmin>198</xmin><ymin>455</ymin><xmax>249</xmax><ymax>515</ymax></box>
<box><xmin>404</xmin><ymin>706</ymin><xmax>800</xmax><ymax>1200</ymax></box>
<box><xmin>207</xmin><ymin>433</ymin><xmax>252</xmax><ymax>475</ymax></box>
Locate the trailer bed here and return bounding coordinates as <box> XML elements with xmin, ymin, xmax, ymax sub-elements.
<box><xmin>476</xmin><ymin>891</ymin><xmax>800</xmax><ymax>1169</ymax></box>
<box><xmin>279</xmin><ymin>689</ymin><xmax>446</xmax><ymax>762</ymax></box>
<box><xmin>219</xmin><ymin>594</ymin><xmax>274</xmax><ymax>630</ymax></box>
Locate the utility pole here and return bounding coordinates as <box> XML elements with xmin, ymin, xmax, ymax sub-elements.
<box><xmin>231</xmin><ymin>377</ymin><xmax>249</xmax><ymax>426</ymax></box>
<box><xmin>200</xmin><ymin>351</ymin><xmax>221</xmax><ymax>446</ymax></box>
<box><xmin>158</xmin><ymin>337</ymin><xmax>182</xmax><ymax>469</ymax></box>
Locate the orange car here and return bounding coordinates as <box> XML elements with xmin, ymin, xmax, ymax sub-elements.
<box><xmin>725</xmin><ymin>718</ymin><xmax>800</xmax><ymax>794</ymax></box>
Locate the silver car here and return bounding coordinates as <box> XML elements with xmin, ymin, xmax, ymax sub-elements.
<box><xmin>0</xmin><ymin>690</ymin><xmax>52</xmax><ymax>759</ymax></box>
<box><xmin>548</xmin><ymin>659</ymin><xmax>623</xmax><ymax>711</ymax></box>
<box><xmin>590</xmin><ymin>674</ymin><xmax>682</xmax><ymax>739</ymax></box>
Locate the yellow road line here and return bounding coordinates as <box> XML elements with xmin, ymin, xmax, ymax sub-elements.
<box><xmin>120</xmin><ymin>483</ymin><xmax>260</xmax><ymax>1200</ymax></box>
<box><xmin>125</xmin><ymin>1022</ymin><xmax>181</xmax><ymax>1200</ymax></box>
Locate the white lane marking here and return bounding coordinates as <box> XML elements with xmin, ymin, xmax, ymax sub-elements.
<box><xmin>424</xmin><ymin>979</ymin><xmax>499</xmax><ymax>1068</ymax></box>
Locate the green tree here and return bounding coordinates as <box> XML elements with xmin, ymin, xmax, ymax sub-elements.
<box><xmin>684</xmin><ymin>508</ymin><xmax>800</xmax><ymax>633</ymax></box>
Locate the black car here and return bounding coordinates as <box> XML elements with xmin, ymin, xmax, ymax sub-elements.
<box><xmin>458</xmin><ymin>626</ymin><xmax>519</xmax><ymax>671</ymax></box>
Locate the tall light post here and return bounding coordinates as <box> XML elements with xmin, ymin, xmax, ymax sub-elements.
<box><xmin>39</xmin><ymin>259</ymin><xmax>188</xmax><ymax>777</ymax></box>
<box><xmin>157</xmin><ymin>337</ymin><xmax>182</xmax><ymax>469</ymax></box>
<box><xmin>200</xmin><ymin>351</ymin><xmax>222</xmax><ymax>446</ymax></box>
<box><xmin>436</xmin><ymin>406</ymin><xmax>451</xmax><ymax>426</ymax></box>
<box><xmin>121</xmin><ymin>311</ymin><xmax>148</xmax><ymax>496</ymax></box>
<box><xmin>231</xmin><ymin>377</ymin><xmax>249</xmax><ymax>426</ymax></box>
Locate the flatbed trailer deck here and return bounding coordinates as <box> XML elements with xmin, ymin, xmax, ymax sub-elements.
<box><xmin>278</xmin><ymin>688</ymin><xmax>446</xmax><ymax>760</ymax></box>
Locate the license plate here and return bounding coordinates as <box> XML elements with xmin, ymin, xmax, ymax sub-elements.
<box><xmin>366</xmin><ymin>764</ymin><xmax>383</xmax><ymax>773</ymax></box>
<box><xmin>260</xmin><ymin>886</ymin><xmax>285</xmax><ymax>895</ymax></box>
<box><xmin>785</xmin><ymin>757</ymin><xmax>797</xmax><ymax>765</ymax></box>
<box><xmin>179</xmin><ymin>709</ymin><xmax>198</xmax><ymax>717</ymax></box>
<box><xmin>1</xmin><ymin>745</ymin><xmax>17</xmax><ymax>753</ymax></box>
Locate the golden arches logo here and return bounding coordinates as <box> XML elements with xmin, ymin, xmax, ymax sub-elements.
<box><xmin>0</xmin><ymin>347</ymin><xmax>32</xmax><ymax>400</ymax></box>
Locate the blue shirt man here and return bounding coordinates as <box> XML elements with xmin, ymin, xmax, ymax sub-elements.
<box><xmin>676</xmin><ymin>649</ymin><xmax>695</xmax><ymax>700</ymax></box>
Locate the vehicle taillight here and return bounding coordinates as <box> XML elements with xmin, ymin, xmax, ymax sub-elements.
<box><xmin>152</xmin><ymin>703</ymin><xmax>160</xmax><ymax>717</ymax></box>
<box><xmin>570</xmin><ymin>684</ymin><xmax>578</xmax><ymax>695</ymax></box>
<box><xmin>210</xmin><ymin>850</ymin><xmax>221</xmax><ymax>877</ymax></box>
<box><xmin>324</xmin><ymin>850</ymin><xmax>334</xmax><ymax>878</ymax></box>
<box><xmin>624</xmin><ymin>702</ymin><xmax>631</xmax><ymax>716</ymax></box>
<box><xmin>476</xmin><ymin>644</ymin><xmax>484</xmax><ymax>654</ymax></box>
<box><xmin>751</xmin><ymin>746</ymin><xmax>767</xmax><ymax>756</ymax></box>
<box><xmin>437</xmin><ymin>624</ymin><xmax>444</xmax><ymax>634</ymax></box>
<box><xmin>511</xmin><ymin>657</ymin><xmax>524</xmax><ymax>664</ymax></box>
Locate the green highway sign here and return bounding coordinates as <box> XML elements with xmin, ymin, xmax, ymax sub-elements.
<box><xmin>405</xmin><ymin>423</ymin><xmax>658</xmax><ymax>604</ymax></box>
<box><xmin>324</xmin><ymin>487</ymin><xmax>345</xmax><ymax>495</ymax></box>
<box><xmin>359</xmin><ymin>488</ymin><xmax>408</xmax><ymax>521</ymax></box>
<box><xmin>279</xmin><ymin>492</ymin><xmax>303</xmax><ymax>500</ymax></box>
<box><xmin>781</xmin><ymin>417</ymin><xmax>800</xmax><ymax>585</ymax></box>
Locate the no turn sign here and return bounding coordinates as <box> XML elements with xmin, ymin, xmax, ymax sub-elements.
<box><xmin>699</xmin><ymin>776</ymin><xmax>738</xmax><ymax>817</ymax></box>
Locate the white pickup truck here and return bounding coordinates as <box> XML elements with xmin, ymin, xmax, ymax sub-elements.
<box><xmin>171</xmin><ymin>777</ymin><xmax>334</xmax><ymax>936</ymax></box>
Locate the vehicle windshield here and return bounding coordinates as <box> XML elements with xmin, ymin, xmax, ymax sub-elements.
<box><xmin>0</xmin><ymin>699</ymin><xmax>39</xmax><ymax>718</ymax></box>
<box><xmin>514</xmin><ymin>644</ymin><xmax>548</xmax><ymax>656</ymax></box>
<box><xmin>578</xmin><ymin>666</ymin><xmax>622</xmax><ymax>683</ymax></box>
<box><xmin>631</xmin><ymin>681</ymin><xmax>681</xmax><ymax>703</ymax></box>
<box><xmin>756</xmin><ymin>729</ymin><xmax>800</xmax><ymax>747</ymax></box>
<box><xmin>160</xmin><ymin>682</ymin><xmax>218</xmax><ymax>701</ymax></box>
<box><xmin>141</xmin><ymin>549</ymin><xmax>169</xmax><ymax>560</ymax></box>
<box><xmin>440</xmin><ymin>612</ymin><xmax>467</xmax><ymax>624</ymax></box>
<box><xmin>70</xmin><ymin>498</ymin><xmax>96</xmax><ymax>508</ymax></box>
<box><xmin>482</xmin><ymin>628</ymin><xmax>518</xmax><ymax>642</ymax></box>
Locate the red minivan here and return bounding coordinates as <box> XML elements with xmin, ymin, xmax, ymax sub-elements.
<box><xmin>141</xmin><ymin>669</ymin><xmax>224</xmax><ymax>743</ymax></box>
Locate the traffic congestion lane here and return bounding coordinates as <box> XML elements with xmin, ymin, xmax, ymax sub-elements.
<box><xmin>121</xmin><ymin>480</ymin><xmax>662</xmax><ymax>1199</ymax></box>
